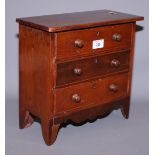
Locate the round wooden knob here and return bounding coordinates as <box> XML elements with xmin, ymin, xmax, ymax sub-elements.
<box><xmin>72</xmin><ymin>94</ymin><xmax>81</xmax><ymax>103</ymax></box>
<box><xmin>112</xmin><ymin>33</ymin><xmax>122</xmax><ymax>41</ymax></box>
<box><xmin>111</xmin><ymin>59</ymin><xmax>120</xmax><ymax>67</ymax></box>
<box><xmin>109</xmin><ymin>84</ymin><xmax>119</xmax><ymax>92</ymax></box>
<box><xmin>73</xmin><ymin>68</ymin><xmax>82</xmax><ymax>75</ymax></box>
<box><xmin>75</xmin><ymin>39</ymin><xmax>84</xmax><ymax>48</ymax></box>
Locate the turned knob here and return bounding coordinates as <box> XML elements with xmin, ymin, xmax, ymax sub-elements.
<box><xmin>111</xmin><ymin>59</ymin><xmax>120</xmax><ymax>67</ymax></box>
<box><xmin>72</xmin><ymin>94</ymin><xmax>81</xmax><ymax>103</ymax></box>
<box><xmin>73</xmin><ymin>68</ymin><xmax>82</xmax><ymax>75</ymax></box>
<box><xmin>112</xmin><ymin>33</ymin><xmax>122</xmax><ymax>41</ymax></box>
<box><xmin>109</xmin><ymin>84</ymin><xmax>119</xmax><ymax>92</ymax></box>
<box><xmin>75</xmin><ymin>39</ymin><xmax>84</xmax><ymax>48</ymax></box>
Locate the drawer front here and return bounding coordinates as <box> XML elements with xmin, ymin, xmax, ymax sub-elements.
<box><xmin>54</xmin><ymin>73</ymin><xmax>129</xmax><ymax>114</ymax></box>
<box><xmin>56</xmin><ymin>50</ymin><xmax>129</xmax><ymax>87</ymax></box>
<box><xmin>56</xmin><ymin>23</ymin><xmax>132</xmax><ymax>60</ymax></box>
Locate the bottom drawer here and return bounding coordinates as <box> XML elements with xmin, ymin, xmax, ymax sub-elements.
<box><xmin>54</xmin><ymin>73</ymin><xmax>129</xmax><ymax>114</ymax></box>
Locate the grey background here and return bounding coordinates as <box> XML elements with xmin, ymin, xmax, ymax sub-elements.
<box><xmin>6</xmin><ymin>0</ymin><xmax>149</xmax><ymax>155</ymax></box>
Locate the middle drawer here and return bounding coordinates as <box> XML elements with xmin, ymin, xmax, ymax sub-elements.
<box><xmin>56</xmin><ymin>50</ymin><xmax>129</xmax><ymax>87</ymax></box>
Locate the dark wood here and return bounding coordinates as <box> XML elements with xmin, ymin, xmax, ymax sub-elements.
<box><xmin>19</xmin><ymin>25</ymin><xmax>57</xmax><ymax>144</ymax></box>
<box><xmin>17</xmin><ymin>10</ymin><xmax>144</xmax><ymax>146</ymax></box>
<box><xmin>121</xmin><ymin>100</ymin><xmax>130</xmax><ymax>119</ymax></box>
<box><xmin>54</xmin><ymin>97</ymin><xmax>130</xmax><ymax>124</ymax></box>
<box><xmin>120</xmin><ymin>23</ymin><xmax>137</xmax><ymax>119</ymax></box>
<box><xmin>41</xmin><ymin>120</ymin><xmax>60</xmax><ymax>146</ymax></box>
<box><xmin>56</xmin><ymin>23</ymin><xmax>132</xmax><ymax>60</ymax></box>
<box><xmin>16</xmin><ymin>9</ymin><xmax>144</xmax><ymax>32</ymax></box>
<box><xmin>19</xmin><ymin>111</ymin><xmax>34</xmax><ymax>129</ymax></box>
<box><xmin>56</xmin><ymin>50</ymin><xmax>129</xmax><ymax>87</ymax></box>
<box><xmin>54</xmin><ymin>73</ymin><xmax>128</xmax><ymax>114</ymax></box>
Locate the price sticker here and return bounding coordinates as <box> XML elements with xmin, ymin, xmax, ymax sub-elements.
<box><xmin>92</xmin><ymin>39</ymin><xmax>104</xmax><ymax>49</ymax></box>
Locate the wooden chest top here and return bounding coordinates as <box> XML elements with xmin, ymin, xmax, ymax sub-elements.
<box><xmin>16</xmin><ymin>9</ymin><xmax>143</xmax><ymax>32</ymax></box>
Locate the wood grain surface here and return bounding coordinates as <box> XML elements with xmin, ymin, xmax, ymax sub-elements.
<box><xmin>56</xmin><ymin>23</ymin><xmax>132</xmax><ymax>60</ymax></box>
<box><xmin>56</xmin><ymin>50</ymin><xmax>130</xmax><ymax>87</ymax></box>
<box><xmin>16</xmin><ymin>9</ymin><xmax>143</xmax><ymax>32</ymax></box>
<box><xmin>17</xmin><ymin>10</ymin><xmax>144</xmax><ymax>145</ymax></box>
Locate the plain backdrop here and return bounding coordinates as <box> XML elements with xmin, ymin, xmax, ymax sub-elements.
<box><xmin>6</xmin><ymin>0</ymin><xmax>148</xmax><ymax>155</ymax></box>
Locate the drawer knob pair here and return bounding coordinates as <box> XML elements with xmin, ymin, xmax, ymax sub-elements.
<box><xmin>72</xmin><ymin>84</ymin><xmax>118</xmax><ymax>103</ymax></box>
<box><xmin>112</xmin><ymin>33</ymin><xmax>122</xmax><ymax>41</ymax></box>
<box><xmin>75</xmin><ymin>39</ymin><xmax>84</xmax><ymax>48</ymax></box>
<box><xmin>111</xmin><ymin>59</ymin><xmax>120</xmax><ymax>67</ymax></box>
<box><xmin>73</xmin><ymin>59</ymin><xmax>120</xmax><ymax>76</ymax></box>
<box><xmin>72</xmin><ymin>94</ymin><xmax>81</xmax><ymax>103</ymax></box>
<box><xmin>109</xmin><ymin>84</ymin><xmax>119</xmax><ymax>92</ymax></box>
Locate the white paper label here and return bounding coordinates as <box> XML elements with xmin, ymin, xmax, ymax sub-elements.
<box><xmin>92</xmin><ymin>39</ymin><xmax>104</xmax><ymax>49</ymax></box>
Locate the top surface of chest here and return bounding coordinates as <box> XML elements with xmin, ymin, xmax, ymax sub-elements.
<box><xmin>16</xmin><ymin>9</ymin><xmax>143</xmax><ymax>32</ymax></box>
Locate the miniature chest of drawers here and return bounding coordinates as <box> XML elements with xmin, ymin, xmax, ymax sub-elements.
<box><xmin>16</xmin><ymin>10</ymin><xmax>144</xmax><ymax>145</ymax></box>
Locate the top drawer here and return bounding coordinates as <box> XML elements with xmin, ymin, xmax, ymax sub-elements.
<box><xmin>56</xmin><ymin>23</ymin><xmax>132</xmax><ymax>60</ymax></box>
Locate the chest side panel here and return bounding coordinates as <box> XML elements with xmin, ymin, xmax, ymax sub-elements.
<box><xmin>19</xmin><ymin>25</ymin><xmax>55</xmax><ymax>119</ymax></box>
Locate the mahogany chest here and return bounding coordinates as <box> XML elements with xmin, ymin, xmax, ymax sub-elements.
<box><xmin>16</xmin><ymin>10</ymin><xmax>144</xmax><ymax>145</ymax></box>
